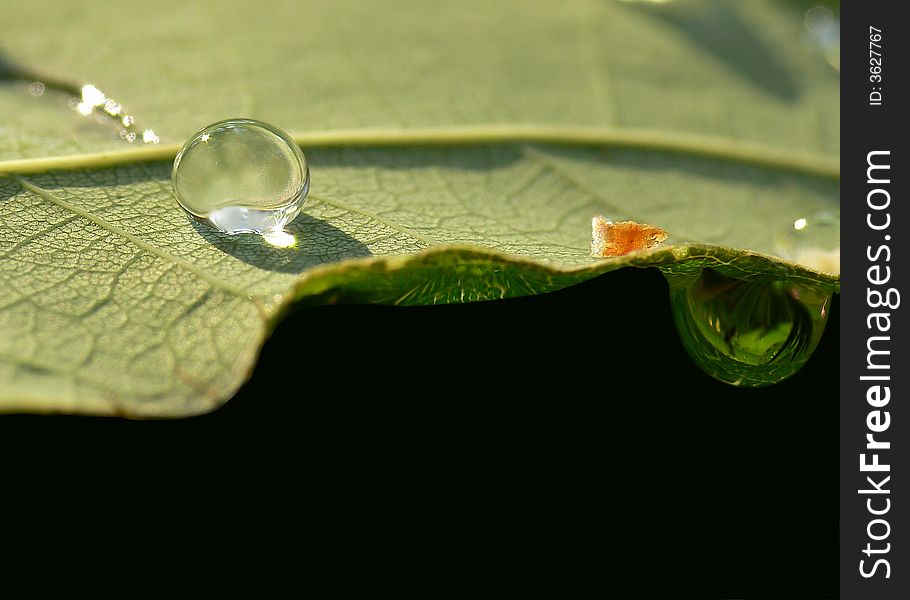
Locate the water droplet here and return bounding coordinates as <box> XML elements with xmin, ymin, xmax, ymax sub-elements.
<box><xmin>172</xmin><ymin>119</ymin><xmax>310</xmax><ymax>235</ymax></box>
<box><xmin>805</xmin><ymin>6</ymin><xmax>835</xmax><ymax>35</ymax></box>
<box><xmin>664</xmin><ymin>268</ymin><xmax>832</xmax><ymax>387</ymax></box>
<box><xmin>804</xmin><ymin>6</ymin><xmax>840</xmax><ymax>71</ymax></box>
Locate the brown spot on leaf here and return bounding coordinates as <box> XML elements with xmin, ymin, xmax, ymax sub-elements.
<box><xmin>591</xmin><ymin>215</ymin><xmax>668</xmax><ymax>257</ymax></box>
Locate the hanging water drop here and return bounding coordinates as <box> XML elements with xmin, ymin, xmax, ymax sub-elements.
<box><xmin>663</xmin><ymin>267</ymin><xmax>833</xmax><ymax>387</ymax></box>
<box><xmin>172</xmin><ymin>118</ymin><xmax>309</xmax><ymax>235</ymax></box>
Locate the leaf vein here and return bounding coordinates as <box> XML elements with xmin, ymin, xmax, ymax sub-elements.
<box><xmin>309</xmin><ymin>194</ymin><xmax>441</xmax><ymax>247</ymax></box>
<box><xmin>14</xmin><ymin>176</ymin><xmax>252</xmax><ymax>299</ymax></box>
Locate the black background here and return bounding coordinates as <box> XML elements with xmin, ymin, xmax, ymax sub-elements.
<box><xmin>1</xmin><ymin>267</ymin><xmax>837</xmax><ymax>597</ymax></box>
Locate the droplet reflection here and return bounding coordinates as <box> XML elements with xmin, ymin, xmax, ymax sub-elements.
<box><xmin>664</xmin><ymin>268</ymin><xmax>832</xmax><ymax>387</ymax></box>
<box><xmin>262</xmin><ymin>230</ymin><xmax>297</xmax><ymax>248</ymax></box>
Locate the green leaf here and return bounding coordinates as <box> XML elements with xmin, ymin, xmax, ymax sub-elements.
<box><xmin>0</xmin><ymin>0</ymin><xmax>838</xmax><ymax>416</ymax></box>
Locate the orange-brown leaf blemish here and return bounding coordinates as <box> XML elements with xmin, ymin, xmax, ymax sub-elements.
<box><xmin>591</xmin><ymin>215</ymin><xmax>668</xmax><ymax>257</ymax></box>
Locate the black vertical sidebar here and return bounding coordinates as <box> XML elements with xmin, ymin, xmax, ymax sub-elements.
<box><xmin>841</xmin><ymin>2</ymin><xmax>908</xmax><ymax>599</ymax></box>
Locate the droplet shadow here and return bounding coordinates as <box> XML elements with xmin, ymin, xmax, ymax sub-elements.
<box><xmin>0</xmin><ymin>174</ymin><xmax>19</xmax><ymax>196</ymax></box>
<box><xmin>20</xmin><ymin>162</ymin><xmax>373</xmax><ymax>274</ymax></box>
<box><xmin>189</xmin><ymin>212</ymin><xmax>373</xmax><ymax>274</ymax></box>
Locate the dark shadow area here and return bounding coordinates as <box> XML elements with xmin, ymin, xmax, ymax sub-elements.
<box><xmin>0</xmin><ymin>179</ymin><xmax>18</xmax><ymax>203</ymax></box>
<box><xmin>0</xmin><ymin>51</ymin><xmax>81</xmax><ymax>95</ymax></box>
<box><xmin>620</xmin><ymin>0</ymin><xmax>802</xmax><ymax>102</ymax></box>
<box><xmin>1</xmin><ymin>267</ymin><xmax>837</xmax><ymax>598</ymax></box>
<box><xmin>190</xmin><ymin>213</ymin><xmax>373</xmax><ymax>274</ymax></box>
<box><xmin>0</xmin><ymin>54</ymin><xmax>19</xmax><ymax>83</ymax></box>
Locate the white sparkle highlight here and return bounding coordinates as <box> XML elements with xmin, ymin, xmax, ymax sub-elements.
<box><xmin>262</xmin><ymin>230</ymin><xmax>296</xmax><ymax>248</ymax></box>
<box><xmin>142</xmin><ymin>129</ymin><xmax>160</xmax><ymax>144</ymax></box>
<box><xmin>81</xmin><ymin>84</ymin><xmax>106</xmax><ymax>107</ymax></box>
<box><xmin>103</xmin><ymin>99</ymin><xmax>122</xmax><ymax>116</ymax></box>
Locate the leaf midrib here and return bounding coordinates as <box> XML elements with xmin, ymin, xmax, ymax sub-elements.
<box><xmin>0</xmin><ymin>124</ymin><xmax>840</xmax><ymax>178</ymax></box>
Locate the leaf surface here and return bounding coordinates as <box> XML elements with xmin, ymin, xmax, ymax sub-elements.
<box><xmin>0</xmin><ymin>0</ymin><xmax>839</xmax><ymax>415</ymax></box>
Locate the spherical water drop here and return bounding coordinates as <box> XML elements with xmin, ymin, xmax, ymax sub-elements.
<box><xmin>665</xmin><ymin>268</ymin><xmax>832</xmax><ymax>387</ymax></box>
<box><xmin>172</xmin><ymin>119</ymin><xmax>309</xmax><ymax>235</ymax></box>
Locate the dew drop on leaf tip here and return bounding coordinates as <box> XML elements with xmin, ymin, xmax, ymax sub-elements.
<box><xmin>172</xmin><ymin>118</ymin><xmax>310</xmax><ymax>237</ymax></box>
<box><xmin>662</xmin><ymin>267</ymin><xmax>833</xmax><ymax>387</ymax></box>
